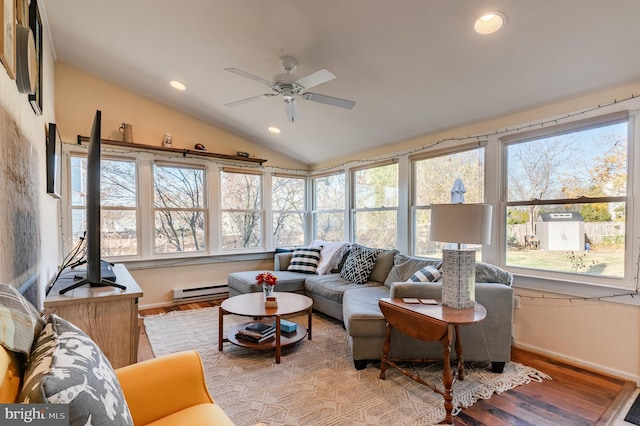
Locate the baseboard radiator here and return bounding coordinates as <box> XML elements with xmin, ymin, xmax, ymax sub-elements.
<box><xmin>172</xmin><ymin>284</ymin><xmax>229</xmax><ymax>304</ymax></box>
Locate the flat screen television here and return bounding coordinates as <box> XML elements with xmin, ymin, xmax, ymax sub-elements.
<box><xmin>59</xmin><ymin>110</ymin><xmax>126</xmax><ymax>294</ymax></box>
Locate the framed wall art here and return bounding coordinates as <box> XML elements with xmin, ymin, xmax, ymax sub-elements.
<box><xmin>28</xmin><ymin>0</ymin><xmax>41</xmax><ymax>115</ymax></box>
<box><xmin>0</xmin><ymin>0</ymin><xmax>16</xmax><ymax>79</ymax></box>
<box><xmin>46</xmin><ymin>122</ymin><xmax>62</xmax><ymax>198</ymax></box>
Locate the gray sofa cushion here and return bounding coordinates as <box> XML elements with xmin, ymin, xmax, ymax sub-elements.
<box><xmin>368</xmin><ymin>248</ymin><xmax>399</xmax><ymax>283</ymax></box>
<box><xmin>384</xmin><ymin>254</ymin><xmax>440</xmax><ymax>286</ymax></box>
<box><xmin>304</xmin><ymin>274</ymin><xmax>382</xmax><ymax>305</ymax></box>
<box><xmin>343</xmin><ymin>286</ymin><xmax>390</xmax><ymax>337</ymax></box>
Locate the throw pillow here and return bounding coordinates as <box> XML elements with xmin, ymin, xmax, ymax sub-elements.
<box><xmin>287</xmin><ymin>247</ymin><xmax>323</xmax><ymax>274</ymax></box>
<box><xmin>0</xmin><ymin>284</ymin><xmax>45</xmax><ymax>358</ymax></box>
<box><xmin>340</xmin><ymin>244</ymin><xmax>380</xmax><ymax>284</ymax></box>
<box><xmin>19</xmin><ymin>315</ymin><xmax>133</xmax><ymax>426</ymax></box>
<box><xmin>406</xmin><ymin>265</ymin><xmax>442</xmax><ymax>283</ymax></box>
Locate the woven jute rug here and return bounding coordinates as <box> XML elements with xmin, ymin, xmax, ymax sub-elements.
<box><xmin>143</xmin><ymin>306</ymin><xmax>550</xmax><ymax>426</ymax></box>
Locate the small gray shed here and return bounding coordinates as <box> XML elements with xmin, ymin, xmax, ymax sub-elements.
<box><xmin>536</xmin><ymin>212</ymin><xmax>585</xmax><ymax>251</ymax></box>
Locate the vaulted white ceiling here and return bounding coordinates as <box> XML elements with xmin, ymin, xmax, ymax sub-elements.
<box><xmin>42</xmin><ymin>0</ymin><xmax>640</xmax><ymax>166</ymax></box>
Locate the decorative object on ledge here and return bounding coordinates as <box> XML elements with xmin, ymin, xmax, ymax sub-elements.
<box><xmin>119</xmin><ymin>122</ymin><xmax>133</xmax><ymax>143</ymax></box>
<box><xmin>0</xmin><ymin>0</ymin><xmax>16</xmax><ymax>80</ymax></box>
<box><xmin>430</xmin><ymin>203</ymin><xmax>492</xmax><ymax>309</ymax></box>
<box><xmin>76</xmin><ymin>135</ymin><xmax>267</xmax><ymax>165</ymax></box>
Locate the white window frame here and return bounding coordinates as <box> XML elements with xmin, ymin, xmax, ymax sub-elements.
<box><xmin>499</xmin><ymin>110</ymin><xmax>635</xmax><ymax>291</ymax></box>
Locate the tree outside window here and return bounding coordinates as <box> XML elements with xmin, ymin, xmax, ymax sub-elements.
<box><xmin>272</xmin><ymin>175</ymin><xmax>306</xmax><ymax>247</ymax></box>
<box><xmin>70</xmin><ymin>156</ymin><xmax>138</xmax><ymax>257</ymax></box>
<box><xmin>313</xmin><ymin>173</ymin><xmax>345</xmax><ymax>242</ymax></box>
<box><xmin>504</xmin><ymin>116</ymin><xmax>628</xmax><ymax>278</ymax></box>
<box><xmin>220</xmin><ymin>169</ymin><xmax>262</xmax><ymax>249</ymax></box>
<box><xmin>352</xmin><ymin>163</ymin><xmax>398</xmax><ymax>249</ymax></box>
<box><xmin>153</xmin><ymin>163</ymin><xmax>205</xmax><ymax>253</ymax></box>
<box><xmin>412</xmin><ymin>148</ymin><xmax>485</xmax><ymax>257</ymax></box>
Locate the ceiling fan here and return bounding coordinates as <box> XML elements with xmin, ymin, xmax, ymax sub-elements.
<box><xmin>224</xmin><ymin>56</ymin><xmax>356</xmax><ymax>123</ymax></box>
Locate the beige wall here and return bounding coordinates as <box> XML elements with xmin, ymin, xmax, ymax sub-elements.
<box><xmin>513</xmin><ymin>288</ymin><xmax>640</xmax><ymax>383</ymax></box>
<box><xmin>54</xmin><ymin>62</ymin><xmax>308</xmax><ymax>171</ymax></box>
<box><xmin>128</xmin><ymin>258</ymin><xmax>273</xmax><ymax>305</ymax></box>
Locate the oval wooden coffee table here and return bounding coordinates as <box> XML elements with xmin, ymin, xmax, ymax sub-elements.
<box><xmin>218</xmin><ymin>292</ymin><xmax>313</xmax><ymax>364</ymax></box>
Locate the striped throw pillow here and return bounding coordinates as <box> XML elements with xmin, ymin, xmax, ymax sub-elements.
<box><xmin>407</xmin><ymin>265</ymin><xmax>442</xmax><ymax>283</ymax></box>
<box><xmin>287</xmin><ymin>247</ymin><xmax>322</xmax><ymax>274</ymax></box>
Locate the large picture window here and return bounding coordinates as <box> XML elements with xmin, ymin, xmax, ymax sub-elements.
<box><xmin>153</xmin><ymin>163</ymin><xmax>206</xmax><ymax>254</ymax></box>
<box><xmin>272</xmin><ymin>175</ymin><xmax>306</xmax><ymax>247</ymax></box>
<box><xmin>503</xmin><ymin>113</ymin><xmax>628</xmax><ymax>279</ymax></box>
<box><xmin>352</xmin><ymin>162</ymin><xmax>398</xmax><ymax>249</ymax></box>
<box><xmin>412</xmin><ymin>147</ymin><xmax>485</xmax><ymax>257</ymax></box>
<box><xmin>70</xmin><ymin>155</ymin><xmax>138</xmax><ymax>257</ymax></box>
<box><xmin>220</xmin><ymin>169</ymin><xmax>262</xmax><ymax>249</ymax></box>
<box><xmin>312</xmin><ymin>172</ymin><xmax>345</xmax><ymax>241</ymax></box>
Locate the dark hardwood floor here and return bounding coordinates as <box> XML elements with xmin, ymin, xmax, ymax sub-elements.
<box><xmin>138</xmin><ymin>300</ymin><xmax>635</xmax><ymax>425</ymax></box>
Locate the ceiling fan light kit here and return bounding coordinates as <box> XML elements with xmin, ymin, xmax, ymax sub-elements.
<box><xmin>225</xmin><ymin>56</ymin><xmax>356</xmax><ymax>122</ymax></box>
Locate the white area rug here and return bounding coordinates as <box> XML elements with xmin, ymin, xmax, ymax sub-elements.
<box><xmin>143</xmin><ymin>307</ymin><xmax>550</xmax><ymax>426</ymax></box>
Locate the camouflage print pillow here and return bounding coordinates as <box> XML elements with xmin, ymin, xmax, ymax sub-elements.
<box><xmin>19</xmin><ymin>315</ymin><xmax>133</xmax><ymax>426</ymax></box>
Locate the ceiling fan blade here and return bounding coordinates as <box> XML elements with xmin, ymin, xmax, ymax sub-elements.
<box><xmin>224</xmin><ymin>67</ymin><xmax>273</xmax><ymax>87</ymax></box>
<box><xmin>295</xmin><ymin>69</ymin><xmax>336</xmax><ymax>90</ymax></box>
<box><xmin>284</xmin><ymin>98</ymin><xmax>298</xmax><ymax>122</ymax></box>
<box><xmin>224</xmin><ymin>94</ymin><xmax>274</xmax><ymax>107</ymax></box>
<box><xmin>302</xmin><ymin>92</ymin><xmax>356</xmax><ymax>110</ymax></box>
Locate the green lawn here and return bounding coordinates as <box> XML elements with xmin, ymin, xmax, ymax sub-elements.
<box><xmin>506</xmin><ymin>246</ymin><xmax>624</xmax><ymax>277</ymax></box>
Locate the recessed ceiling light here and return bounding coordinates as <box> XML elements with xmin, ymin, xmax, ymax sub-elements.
<box><xmin>268</xmin><ymin>126</ymin><xmax>281</xmax><ymax>134</ymax></box>
<box><xmin>474</xmin><ymin>11</ymin><xmax>506</xmax><ymax>35</ymax></box>
<box><xmin>170</xmin><ymin>80</ymin><xmax>186</xmax><ymax>91</ymax></box>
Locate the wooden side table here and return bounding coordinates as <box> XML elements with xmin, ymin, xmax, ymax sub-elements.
<box><xmin>378</xmin><ymin>298</ymin><xmax>486</xmax><ymax>425</ymax></box>
<box><xmin>44</xmin><ymin>264</ymin><xmax>143</xmax><ymax>369</ymax></box>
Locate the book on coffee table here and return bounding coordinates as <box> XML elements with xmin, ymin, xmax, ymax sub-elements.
<box><xmin>236</xmin><ymin>329</ymin><xmax>275</xmax><ymax>343</ymax></box>
<box><xmin>245</xmin><ymin>322</ymin><xmax>275</xmax><ymax>334</ymax></box>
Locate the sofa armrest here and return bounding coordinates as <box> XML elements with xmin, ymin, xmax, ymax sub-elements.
<box><xmin>389</xmin><ymin>282</ymin><xmax>443</xmax><ymax>299</ymax></box>
<box><xmin>115</xmin><ymin>350</ymin><xmax>214</xmax><ymax>425</ymax></box>
<box><xmin>274</xmin><ymin>252</ymin><xmax>293</xmax><ymax>271</ymax></box>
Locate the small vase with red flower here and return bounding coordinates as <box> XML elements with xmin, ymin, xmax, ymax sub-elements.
<box><xmin>256</xmin><ymin>272</ymin><xmax>277</xmax><ymax>300</ymax></box>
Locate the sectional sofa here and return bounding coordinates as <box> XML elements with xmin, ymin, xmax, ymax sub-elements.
<box><xmin>228</xmin><ymin>245</ymin><xmax>514</xmax><ymax>372</ymax></box>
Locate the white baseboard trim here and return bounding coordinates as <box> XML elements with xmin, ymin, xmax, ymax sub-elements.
<box><xmin>514</xmin><ymin>343</ymin><xmax>640</xmax><ymax>386</ymax></box>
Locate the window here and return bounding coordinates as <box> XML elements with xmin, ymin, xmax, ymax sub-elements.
<box><xmin>153</xmin><ymin>163</ymin><xmax>206</xmax><ymax>253</ymax></box>
<box><xmin>412</xmin><ymin>147</ymin><xmax>485</xmax><ymax>257</ymax></box>
<box><xmin>503</xmin><ymin>113</ymin><xmax>628</xmax><ymax>280</ymax></box>
<box><xmin>312</xmin><ymin>172</ymin><xmax>345</xmax><ymax>241</ymax></box>
<box><xmin>220</xmin><ymin>169</ymin><xmax>262</xmax><ymax>249</ymax></box>
<box><xmin>352</xmin><ymin>162</ymin><xmax>398</xmax><ymax>249</ymax></box>
<box><xmin>70</xmin><ymin>155</ymin><xmax>138</xmax><ymax>257</ymax></box>
<box><xmin>272</xmin><ymin>175</ymin><xmax>306</xmax><ymax>247</ymax></box>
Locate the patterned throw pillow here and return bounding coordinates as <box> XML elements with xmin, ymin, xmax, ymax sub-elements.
<box><xmin>340</xmin><ymin>244</ymin><xmax>380</xmax><ymax>284</ymax></box>
<box><xmin>287</xmin><ymin>247</ymin><xmax>323</xmax><ymax>274</ymax></box>
<box><xmin>406</xmin><ymin>265</ymin><xmax>442</xmax><ymax>283</ymax></box>
<box><xmin>19</xmin><ymin>315</ymin><xmax>133</xmax><ymax>426</ymax></box>
<box><xmin>0</xmin><ymin>284</ymin><xmax>45</xmax><ymax>358</ymax></box>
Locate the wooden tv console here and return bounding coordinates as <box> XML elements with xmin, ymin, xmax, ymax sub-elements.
<box><xmin>44</xmin><ymin>263</ymin><xmax>143</xmax><ymax>369</ymax></box>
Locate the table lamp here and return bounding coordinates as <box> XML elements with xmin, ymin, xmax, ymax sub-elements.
<box><xmin>430</xmin><ymin>204</ymin><xmax>492</xmax><ymax>309</ymax></box>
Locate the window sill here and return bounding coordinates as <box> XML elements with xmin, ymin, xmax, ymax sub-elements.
<box><xmin>117</xmin><ymin>251</ymin><xmax>274</xmax><ymax>270</ymax></box>
<box><xmin>512</xmin><ymin>273</ymin><xmax>640</xmax><ymax>307</ymax></box>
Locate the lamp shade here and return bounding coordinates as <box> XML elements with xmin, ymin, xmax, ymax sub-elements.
<box><xmin>430</xmin><ymin>203</ymin><xmax>492</xmax><ymax>245</ymax></box>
